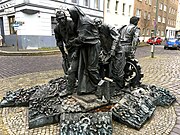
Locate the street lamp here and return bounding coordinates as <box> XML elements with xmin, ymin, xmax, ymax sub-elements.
<box><xmin>151</xmin><ymin>0</ymin><xmax>159</xmax><ymax>58</ymax></box>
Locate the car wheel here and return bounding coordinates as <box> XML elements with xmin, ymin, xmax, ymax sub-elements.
<box><xmin>164</xmin><ymin>46</ymin><xmax>168</xmax><ymax>50</ymax></box>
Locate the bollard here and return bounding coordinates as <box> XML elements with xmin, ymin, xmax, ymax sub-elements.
<box><xmin>151</xmin><ymin>44</ymin><xmax>155</xmax><ymax>58</ymax></box>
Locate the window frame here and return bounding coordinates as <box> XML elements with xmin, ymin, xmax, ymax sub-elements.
<box><xmin>83</xmin><ymin>0</ymin><xmax>89</xmax><ymax>7</ymax></box>
<box><xmin>115</xmin><ymin>0</ymin><xmax>119</xmax><ymax>14</ymax></box>
<box><xmin>122</xmin><ymin>3</ymin><xmax>125</xmax><ymax>15</ymax></box>
<box><xmin>94</xmin><ymin>0</ymin><xmax>99</xmax><ymax>9</ymax></box>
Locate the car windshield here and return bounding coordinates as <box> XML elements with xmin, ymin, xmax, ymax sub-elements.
<box><xmin>168</xmin><ymin>39</ymin><xmax>177</xmax><ymax>42</ymax></box>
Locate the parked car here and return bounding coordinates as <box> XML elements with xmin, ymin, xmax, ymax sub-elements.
<box><xmin>146</xmin><ymin>37</ymin><xmax>163</xmax><ymax>45</ymax></box>
<box><xmin>164</xmin><ymin>38</ymin><xmax>180</xmax><ymax>50</ymax></box>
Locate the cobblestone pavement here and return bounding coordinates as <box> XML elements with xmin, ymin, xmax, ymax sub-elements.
<box><xmin>0</xmin><ymin>55</ymin><xmax>62</xmax><ymax>79</ymax></box>
<box><xmin>0</xmin><ymin>45</ymin><xmax>180</xmax><ymax>135</ymax></box>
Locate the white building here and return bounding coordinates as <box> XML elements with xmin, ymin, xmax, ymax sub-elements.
<box><xmin>0</xmin><ymin>0</ymin><xmax>104</xmax><ymax>49</ymax></box>
<box><xmin>103</xmin><ymin>0</ymin><xmax>134</xmax><ymax>28</ymax></box>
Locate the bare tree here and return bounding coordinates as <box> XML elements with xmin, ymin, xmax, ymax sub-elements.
<box><xmin>141</xmin><ymin>12</ymin><xmax>150</xmax><ymax>41</ymax></box>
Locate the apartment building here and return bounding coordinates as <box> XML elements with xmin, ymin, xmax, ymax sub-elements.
<box><xmin>134</xmin><ymin>0</ymin><xmax>178</xmax><ymax>41</ymax></box>
<box><xmin>176</xmin><ymin>0</ymin><xmax>180</xmax><ymax>34</ymax></box>
<box><xmin>0</xmin><ymin>0</ymin><xmax>104</xmax><ymax>49</ymax></box>
<box><xmin>103</xmin><ymin>0</ymin><xmax>134</xmax><ymax>28</ymax></box>
<box><xmin>165</xmin><ymin>0</ymin><xmax>178</xmax><ymax>38</ymax></box>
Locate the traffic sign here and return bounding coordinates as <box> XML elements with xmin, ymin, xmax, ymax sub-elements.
<box><xmin>12</xmin><ymin>23</ymin><xmax>20</xmax><ymax>27</ymax></box>
<box><xmin>12</xmin><ymin>21</ymin><xmax>24</xmax><ymax>28</ymax></box>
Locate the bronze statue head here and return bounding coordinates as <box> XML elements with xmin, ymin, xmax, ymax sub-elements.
<box><xmin>56</xmin><ymin>11</ymin><xmax>67</xmax><ymax>25</ymax></box>
<box><xmin>67</xmin><ymin>6</ymin><xmax>85</xmax><ymax>25</ymax></box>
<box><xmin>130</xmin><ymin>16</ymin><xmax>140</xmax><ymax>26</ymax></box>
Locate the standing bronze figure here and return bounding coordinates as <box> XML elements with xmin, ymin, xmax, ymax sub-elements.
<box><xmin>63</xmin><ymin>6</ymin><xmax>101</xmax><ymax>96</ymax></box>
<box><xmin>118</xmin><ymin>16</ymin><xmax>140</xmax><ymax>58</ymax></box>
<box><xmin>54</xmin><ymin>11</ymin><xmax>77</xmax><ymax>74</ymax></box>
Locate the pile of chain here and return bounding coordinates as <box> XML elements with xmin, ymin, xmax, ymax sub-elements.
<box><xmin>142</xmin><ymin>85</ymin><xmax>176</xmax><ymax>106</ymax></box>
<box><xmin>28</xmin><ymin>77</ymin><xmax>67</xmax><ymax>128</ymax></box>
<box><xmin>0</xmin><ymin>86</ymin><xmax>39</xmax><ymax>107</ymax></box>
<box><xmin>112</xmin><ymin>84</ymin><xmax>176</xmax><ymax>129</ymax></box>
<box><xmin>0</xmin><ymin>77</ymin><xmax>67</xmax><ymax>108</ymax></box>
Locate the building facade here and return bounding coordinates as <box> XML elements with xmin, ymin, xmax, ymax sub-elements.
<box><xmin>0</xmin><ymin>0</ymin><xmax>104</xmax><ymax>49</ymax></box>
<box><xmin>176</xmin><ymin>0</ymin><xmax>180</xmax><ymax>34</ymax></box>
<box><xmin>103</xmin><ymin>0</ymin><xmax>134</xmax><ymax>28</ymax></box>
<box><xmin>134</xmin><ymin>0</ymin><xmax>178</xmax><ymax>41</ymax></box>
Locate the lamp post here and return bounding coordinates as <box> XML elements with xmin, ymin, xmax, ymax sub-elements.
<box><xmin>151</xmin><ymin>0</ymin><xmax>159</xmax><ymax>58</ymax></box>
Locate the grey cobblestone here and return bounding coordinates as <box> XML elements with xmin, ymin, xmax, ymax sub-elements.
<box><xmin>0</xmin><ymin>55</ymin><xmax>62</xmax><ymax>79</ymax></box>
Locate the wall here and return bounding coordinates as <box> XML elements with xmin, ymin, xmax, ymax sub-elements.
<box><xmin>176</xmin><ymin>0</ymin><xmax>180</xmax><ymax>30</ymax></box>
<box><xmin>104</xmin><ymin>0</ymin><xmax>134</xmax><ymax>28</ymax></box>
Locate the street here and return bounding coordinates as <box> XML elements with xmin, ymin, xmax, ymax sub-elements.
<box><xmin>0</xmin><ymin>45</ymin><xmax>180</xmax><ymax>135</ymax></box>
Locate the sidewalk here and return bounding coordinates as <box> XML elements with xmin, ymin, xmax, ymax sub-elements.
<box><xmin>0</xmin><ymin>46</ymin><xmax>60</xmax><ymax>56</ymax></box>
<box><xmin>0</xmin><ymin>43</ymin><xmax>149</xmax><ymax>56</ymax></box>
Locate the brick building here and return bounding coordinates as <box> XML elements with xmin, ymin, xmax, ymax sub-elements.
<box><xmin>134</xmin><ymin>0</ymin><xmax>178</xmax><ymax>41</ymax></box>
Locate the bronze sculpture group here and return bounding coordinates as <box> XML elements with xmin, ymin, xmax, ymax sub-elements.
<box><xmin>55</xmin><ymin>6</ymin><xmax>142</xmax><ymax>99</ymax></box>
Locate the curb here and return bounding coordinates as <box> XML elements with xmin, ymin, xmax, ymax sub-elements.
<box><xmin>0</xmin><ymin>50</ymin><xmax>60</xmax><ymax>56</ymax></box>
<box><xmin>0</xmin><ymin>45</ymin><xmax>149</xmax><ymax>56</ymax></box>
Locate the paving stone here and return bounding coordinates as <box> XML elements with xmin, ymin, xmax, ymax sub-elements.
<box><xmin>172</xmin><ymin>127</ymin><xmax>180</xmax><ymax>134</ymax></box>
<box><xmin>175</xmin><ymin>124</ymin><xmax>180</xmax><ymax>129</ymax></box>
<box><xmin>170</xmin><ymin>132</ymin><xmax>179</xmax><ymax>135</ymax></box>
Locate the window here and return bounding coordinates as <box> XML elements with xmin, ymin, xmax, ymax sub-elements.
<box><xmin>115</xmin><ymin>1</ymin><xmax>119</xmax><ymax>14</ymax></box>
<box><xmin>157</xmin><ymin>30</ymin><xmax>160</xmax><ymax>36</ymax></box>
<box><xmin>153</xmin><ymin>6</ymin><xmax>156</xmax><ymax>12</ymax></box>
<box><xmin>128</xmin><ymin>5</ymin><xmax>131</xmax><ymax>16</ymax></box>
<box><xmin>71</xmin><ymin>0</ymin><xmax>78</xmax><ymax>3</ymax></box>
<box><xmin>94</xmin><ymin>0</ymin><xmax>99</xmax><ymax>9</ymax></box>
<box><xmin>171</xmin><ymin>8</ymin><xmax>173</xmax><ymax>14</ymax></box>
<box><xmin>51</xmin><ymin>17</ymin><xmax>56</xmax><ymax>35</ymax></box>
<box><xmin>148</xmin><ymin>13</ymin><xmax>150</xmax><ymax>20</ymax></box>
<box><xmin>122</xmin><ymin>3</ymin><xmax>125</xmax><ymax>15</ymax></box>
<box><xmin>149</xmin><ymin>0</ymin><xmax>152</xmax><ymax>5</ymax></box>
<box><xmin>8</xmin><ymin>16</ymin><xmax>16</xmax><ymax>34</ymax></box>
<box><xmin>159</xmin><ymin>3</ymin><xmax>163</xmax><ymax>10</ymax></box>
<box><xmin>145</xmin><ymin>0</ymin><xmax>148</xmax><ymax>4</ymax></box>
<box><xmin>144</xmin><ymin>11</ymin><xmax>147</xmax><ymax>19</ymax></box>
<box><xmin>146</xmin><ymin>29</ymin><xmax>149</xmax><ymax>35</ymax></box>
<box><xmin>164</xmin><ymin>5</ymin><xmax>167</xmax><ymax>12</ymax></box>
<box><xmin>107</xmin><ymin>0</ymin><xmax>110</xmax><ymax>9</ymax></box>
<box><xmin>162</xmin><ymin>17</ymin><xmax>165</xmax><ymax>23</ymax></box>
<box><xmin>158</xmin><ymin>16</ymin><xmax>161</xmax><ymax>22</ymax></box>
<box><xmin>169</xmin><ymin>7</ymin><xmax>171</xmax><ymax>13</ymax></box>
<box><xmin>83</xmin><ymin>0</ymin><xmax>89</xmax><ymax>7</ymax></box>
<box><xmin>142</xmin><ymin>28</ymin><xmax>145</xmax><ymax>35</ymax></box>
<box><xmin>136</xmin><ymin>8</ymin><xmax>141</xmax><ymax>17</ymax></box>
